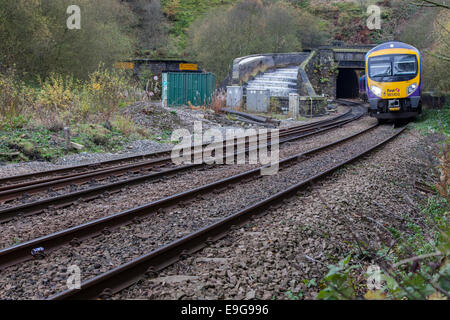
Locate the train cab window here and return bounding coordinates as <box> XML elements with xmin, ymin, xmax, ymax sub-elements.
<box><xmin>393</xmin><ymin>55</ymin><xmax>417</xmax><ymax>75</ymax></box>
<box><xmin>369</xmin><ymin>57</ymin><xmax>391</xmax><ymax>77</ymax></box>
<box><xmin>368</xmin><ymin>54</ymin><xmax>418</xmax><ymax>82</ymax></box>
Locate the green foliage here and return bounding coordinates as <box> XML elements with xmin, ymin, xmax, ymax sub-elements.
<box><xmin>87</xmin><ymin>65</ymin><xmax>136</xmax><ymax>121</ymax></box>
<box><xmin>128</xmin><ymin>0</ymin><xmax>169</xmax><ymax>55</ymax></box>
<box><xmin>0</xmin><ymin>69</ymin><xmax>34</xmax><ymax>127</ymax></box>
<box><xmin>161</xmin><ymin>0</ymin><xmax>237</xmax><ymax>49</ymax></box>
<box><xmin>285</xmin><ymin>290</ymin><xmax>303</xmax><ymax>300</ymax></box>
<box><xmin>187</xmin><ymin>0</ymin><xmax>328</xmax><ymax>80</ymax></box>
<box><xmin>317</xmin><ymin>255</ymin><xmax>359</xmax><ymax>300</ymax></box>
<box><xmin>317</xmin><ymin>186</ymin><xmax>449</xmax><ymax>300</ymax></box>
<box><xmin>412</xmin><ymin>107</ymin><xmax>450</xmax><ymax>137</ymax></box>
<box><xmin>303</xmin><ymin>278</ymin><xmax>317</xmax><ymax>288</ymax></box>
<box><xmin>139</xmin><ymin>69</ymin><xmax>162</xmax><ymax>100</ymax></box>
<box><xmin>0</xmin><ymin>0</ymin><xmax>136</xmax><ymax>80</ymax></box>
<box><xmin>0</xmin><ymin>65</ymin><xmax>146</xmax><ymax>163</ymax></box>
<box><xmin>397</xmin><ymin>7</ymin><xmax>449</xmax><ymax>93</ymax></box>
<box><xmin>269</xmin><ymin>98</ymin><xmax>282</xmax><ymax>114</ymax></box>
<box><xmin>0</xmin><ymin>121</ymin><xmax>146</xmax><ymax>163</ymax></box>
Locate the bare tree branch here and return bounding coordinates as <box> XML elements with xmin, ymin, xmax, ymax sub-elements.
<box><xmin>393</xmin><ymin>251</ymin><xmax>444</xmax><ymax>268</ymax></box>
<box><xmin>412</xmin><ymin>0</ymin><xmax>450</xmax><ymax>9</ymax></box>
<box><xmin>424</xmin><ymin>49</ymin><xmax>450</xmax><ymax>61</ymax></box>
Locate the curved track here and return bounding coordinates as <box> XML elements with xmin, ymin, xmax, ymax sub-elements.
<box><xmin>0</xmin><ymin>118</ymin><xmax>409</xmax><ymax>302</ymax></box>
<box><xmin>47</xmin><ymin>123</ymin><xmax>406</xmax><ymax>300</ymax></box>
<box><xmin>0</xmin><ymin>106</ymin><xmax>355</xmax><ymax>192</ymax></box>
<box><xmin>0</xmin><ymin>103</ymin><xmax>365</xmax><ymax>223</ymax></box>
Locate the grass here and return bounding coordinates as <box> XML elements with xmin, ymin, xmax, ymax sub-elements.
<box><xmin>0</xmin><ymin>123</ymin><xmax>146</xmax><ymax>163</ymax></box>
<box><xmin>161</xmin><ymin>0</ymin><xmax>237</xmax><ymax>49</ymax></box>
<box><xmin>411</xmin><ymin>107</ymin><xmax>450</xmax><ymax>138</ymax></box>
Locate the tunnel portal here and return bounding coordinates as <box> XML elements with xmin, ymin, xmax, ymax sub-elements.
<box><xmin>336</xmin><ymin>69</ymin><xmax>360</xmax><ymax>99</ymax></box>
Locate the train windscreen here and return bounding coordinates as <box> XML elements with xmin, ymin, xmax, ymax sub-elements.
<box><xmin>368</xmin><ymin>54</ymin><xmax>418</xmax><ymax>82</ymax></box>
<box><xmin>393</xmin><ymin>55</ymin><xmax>417</xmax><ymax>75</ymax></box>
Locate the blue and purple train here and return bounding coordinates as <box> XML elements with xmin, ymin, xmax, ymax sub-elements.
<box><xmin>364</xmin><ymin>41</ymin><xmax>422</xmax><ymax>121</ymax></box>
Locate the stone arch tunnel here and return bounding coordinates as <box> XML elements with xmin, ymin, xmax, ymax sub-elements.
<box><xmin>336</xmin><ymin>69</ymin><xmax>361</xmax><ymax>99</ymax></box>
<box><xmin>332</xmin><ymin>46</ymin><xmax>374</xmax><ymax>99</ymax></box>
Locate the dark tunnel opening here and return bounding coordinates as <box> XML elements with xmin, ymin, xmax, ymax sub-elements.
<box><xmin>336</xmin><ymin>69</ymin><xmax>360</xmax><ymax>99</ymax></box>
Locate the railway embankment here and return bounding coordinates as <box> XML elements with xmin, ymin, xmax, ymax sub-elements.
<box><xmin>117</xmin><ymin>124</ymin><xmax>449</xmax><ymax>300</ymax></box>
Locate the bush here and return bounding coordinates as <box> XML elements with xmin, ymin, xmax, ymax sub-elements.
<box><xmin>1</xmin><ymin>65</ymin><xmax>141</xmax><ymax>131</ymax></box>
<box><xmin>111</xmin><ymin>115</ymin><xmax>138</xmax><ymax>137</ymax></box>
<box><xmin>0</xmin><ymin>69</ymin><xmax>33</xmax><ymax>128</ymax></box>
<box><xmin>210</xmin><ymin>90</ymin><xmax>226</xmax><ymax>114</ymax></box>
<box><xmin>37</xmin><ymin>73</ymin><xmax>80</xmax><ymax>125</ymax></box>
<box><xmin>139</xmin><ymin>69</ymin><xmax>162</xmax><ymax>100</ymax></box>
<box><xmin>86</xmin><ymin>65</ymin><xmax>139</xmax><ymax>122</ymax></box>
<box><xmin>317</xmin><ymin>144</ymin><xmax>449</xmax><ymax>300</ymax></box>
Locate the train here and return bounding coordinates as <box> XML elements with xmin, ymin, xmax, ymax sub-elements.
<box><xmin>364</xmin><ymin>41</ymin><xmax>422</xmax><ymax>122</ymax></box>
<box><xmin>359</xmin><ymin>74</ymin><xmax>368</xmax><ymax>103</ymax></box>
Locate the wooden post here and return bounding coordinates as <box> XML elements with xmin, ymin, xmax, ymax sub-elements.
<box><xmin>64</xmin><ymin>127</ymin><xmax>71</xmax><ymax>151</ymax></box>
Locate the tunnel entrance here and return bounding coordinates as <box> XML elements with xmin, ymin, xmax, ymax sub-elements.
<box><xmin>336</xmin><ymin>69</ymin><xmax>360</xmax><ymax>99</ymax></box>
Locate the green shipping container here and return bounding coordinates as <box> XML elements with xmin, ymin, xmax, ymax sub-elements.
<box><xmin>162</xmin><ymin>72</ymin><xmax>216</xmax><ymax>107</ymax></box>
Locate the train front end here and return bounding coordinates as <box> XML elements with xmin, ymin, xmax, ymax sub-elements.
<box><xmin>366</xmin><ymin>41</ymin><xmax>422</xmax><ymax>121</ymax></box>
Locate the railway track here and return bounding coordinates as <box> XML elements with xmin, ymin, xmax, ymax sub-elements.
<box><xmin>0</xmin><ymin>106</ymin><xmax>354</xmax><ymax>192</ymax></box>
<box><xmin>46</xmin><ymin>124</ymin><xmax>405</xmax><ymax>300</ymax></box>
<box><xmin>0</xmin><ymin>118</ymin><xmax>406</xmax><ymax>299</ymax></box>
<box><xmin>0</xmin><ymin>115</ymin><xmax>372</xmax><ymax>268</ymax></box>
<box><xmin>0</xmin><ymin>104</ymin><xmax>365</xmax><ymax>223</ymax></box>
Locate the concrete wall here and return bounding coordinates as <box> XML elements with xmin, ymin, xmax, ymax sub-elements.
<box><xmin>231</xmin><ymin>52</ymin><xmax>309</xmax><ymax>85</ymax></box>
<box><xmin>298</xmin><ymin>51</ymin><xmax>317</xmax><ymax>96</ymax></box>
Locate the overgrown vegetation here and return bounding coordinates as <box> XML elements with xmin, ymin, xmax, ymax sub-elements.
<box><xmin>412</xmin><ymin>107</ymin><xmax>450</xmax><ymax>138</ymax></box>
<box><xmin>0</xmin><ymin>0</ymin><xmax>136</xmax><ymax>80</ymax></box>
<box><xmin>0</xmin><ymin>0</ymin><xmax>448</xmax><ymax>163</ymax></box>
<box><xmin>0</xmin><ymin>66</ymin><xmax>148</xmax><ymax>162</ymax></box>
<box><xmin>314</xmin><ymin>108</ymin><xmax>450</xmax><ymax>300</ymax></box>
<box><xmin>317</xmin><ymin>189</ymin><xmax>449</xmax><ymax>300</ymax></box>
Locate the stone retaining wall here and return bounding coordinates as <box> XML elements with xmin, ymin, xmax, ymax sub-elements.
<box><xmin>303</xmin><ymin>49</ymin><xmax>337</xmax><ymax>98</ymax></box>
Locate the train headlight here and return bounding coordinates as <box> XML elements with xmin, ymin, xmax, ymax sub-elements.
<box><xmin>370</xmin><ymin>85</ymin><xmax>382</xmax><ymax>97</ymax></box>
<box><xmin>407</xmin><ymin>83</ymin><xmax>417</xmax><ymax>95</ymax></box>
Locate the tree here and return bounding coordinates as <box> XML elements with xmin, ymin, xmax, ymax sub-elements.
<box><xmin>126</xmin><ymin>0</ymin><xmax>170</xmax><ymax>54</ymax></box>
<box><xmin>187</xmin><ymin>0</ymin><xmax>328</xmax><ymax>81</ymax></box>
<box><xmin>400</xmin><ymin>3</ymin><xmax>449</xmax><ymax>92</ymax></box>
<box><xmin>0</xmin><ymin>0</ymin><xmax>136</xmax><ymax>80</ymax></box>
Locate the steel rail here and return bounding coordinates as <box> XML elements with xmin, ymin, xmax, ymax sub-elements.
<box><xmin>0</xmin><ymin>109</ymin><xmax>362</xmax><ymax>204</ymax></box>
<box><xmin>0</xmin><ymin>120</ymin><xmax>375</xmax><ymax>270</ymax></box>
<box><xmin>49</xmin><ymin>125</ymin><xmax>407</xmax><ymax>300</ymax></box>
<box><xmin>0</xmin><ymin>108</ymin><xmax>354</xmax><ymax>189</ymax></box>
<box><xmin>0</xmin><ymin>109</ymin><xmax>364</xmax><ymax>223</ymax></box>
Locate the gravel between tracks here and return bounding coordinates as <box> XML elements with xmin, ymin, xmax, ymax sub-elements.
<box><xmin>0</xmin><ymin>120</ymin><xmax>398</xmax><ymax>299</ymax></box>
<box><xmin>114</xmin><ymin>128</ymin><xmax>443</xmax><ymax>300</ymax></box>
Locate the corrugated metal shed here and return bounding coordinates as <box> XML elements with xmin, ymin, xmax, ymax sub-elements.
<box><xmin>162</xmin><ymin>72</ymin><xmax>216</xmax><ymax>107</ymax></box>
